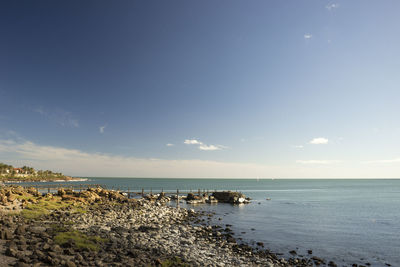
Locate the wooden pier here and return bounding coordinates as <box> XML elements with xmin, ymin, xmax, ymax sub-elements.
<box><xmin>18</xmin><ymin>183</ymin><xmax>217</xmax><ymax>198</ymax></box>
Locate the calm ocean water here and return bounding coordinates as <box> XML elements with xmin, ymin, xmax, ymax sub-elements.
<box><xmin>13</xmin><ymin>178</ymin><xmax>400</xmax><ymax>266</ymax></box>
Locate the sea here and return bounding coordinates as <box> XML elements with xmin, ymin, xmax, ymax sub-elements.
<box><xmin>11</xmin><ymin>178</ymin><xmax>400</xmax><ymax>267</ymax></box>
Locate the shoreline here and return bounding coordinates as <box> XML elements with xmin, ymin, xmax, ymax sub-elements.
<box><xmin>0</xmin><ymin>186</ymin><xmax>350</xmax><ymax>266</ymax></box>
<box><xmin>2</xmin><ymin>178</ymin><xmax>88</xmax><ymax>183</ymax></box>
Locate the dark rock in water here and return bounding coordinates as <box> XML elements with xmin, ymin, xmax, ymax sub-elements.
<box><xmin>289</xmin><ymin>250</ymin><xmax>297</xmax><ymax>255</ymax></box>
<box><xmin>307</xmin><ymin>249</ymin><xmax>313</xmax><ymax>254</ymax></box>
<box><xmin>186</xmin><ymin>193</ymin><xmax>196</xmax><ymax>201</ymax></box>
<box><xmin>312</xmin><ymin>256</ymin><xmax>326</xmax><ymax>265</ymax></box>
<box><xmin>328</xmin><ymin>261</ymin><xmax>338</xmax><ymax>267</ymax></box>
<box><xmin>211</xmin><ymin>191</ymin><xmax>249</xmax><ymax>204</ymax></box>
<box><xmin>256</xmin><ymin>242</ymin><xmax>264</xmax><ymax>247</ymax></box>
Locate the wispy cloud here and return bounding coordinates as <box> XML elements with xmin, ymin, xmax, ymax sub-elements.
<box><xmin>34</xmin><ymin>107</ymin><xmax>79</xmax><ymax>128</ymax></box>
<box><xmin>309</xmin><ymin>137</ymin><xmax>329</xmax><ymax>145</ymax></box>
<box><xmin>1</xmin><ymin>137</ymin><xmax>399</xmax><ymax>178</ymax></box>
<box><xmin>326</xmin><ymin>3</ymin><xmax>339</xmax><ymax>10</ymax></box>
<box><xmin>99</xmin><ymin>124</ymin><xmax>107</xmax><ymax>134</ymax></box>
<box><xmin>366</xmin><ymin>158</ymin><xmax>400</xmax><ymax>164</ymax></box>
<box><xmin>294</xmin><ymin>145</ymin><xmax>304</xmax><ymax>149</ymax></box>
<box><xmin>184</xmin><ymin>139</ymin><xmax>226</xmax><ymax>151</ymax></box>
<box><xmin>166</xmin><ymin>143</ymin><xmax>174</xmax><ymax>147</ymax></box>
<box><xmin>304</xmin><ymin>34</ymin><xmax>313</xmax><ymax>39</ymax></box>
<box><xmin>0</xmin><ymin>138</ymin><xmax>274</xmax><ymax>178</ymax></box>
<box><xmin>199</xmin><ymin>144</ymin><xmax>221</xmax><ymax>151</ymax></box>
<box><xmin>296</xmin><ymin>160</ymin><xmax>340</xmax><ymax>165</ymax></box>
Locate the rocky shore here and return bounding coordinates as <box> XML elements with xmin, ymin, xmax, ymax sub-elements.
<box><xmin>0</xmin><ymin>186</ymin><xmax>337</xmax><ymax>267</ymax></box>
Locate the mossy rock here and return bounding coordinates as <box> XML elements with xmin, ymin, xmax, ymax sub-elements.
<box><xmin>54</xmin><ymin>230</ymin><xmax>106</xmax><ymax>251</ymax></box>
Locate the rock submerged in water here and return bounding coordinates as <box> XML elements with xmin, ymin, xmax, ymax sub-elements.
<box><xmin>185</xmin><ymin>193</ymin><xmax>218</xmax><ymax>204</ymax></box>
<box><xmin>185</xmin><ymin>191</ymin><xmax>250</xmax><ymax>204</ymax></box>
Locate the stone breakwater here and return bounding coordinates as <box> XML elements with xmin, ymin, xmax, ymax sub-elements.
<box><xmin>0</xmin><ymin>186</ymin><xmax>335</xmax><ymax>267</ymax></box>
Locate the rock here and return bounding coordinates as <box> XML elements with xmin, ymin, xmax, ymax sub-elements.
<box><xmin>312</xmin><ymin>256</ymin><xmax>326</xmax><ymax>265</ymax></box>
<box><xmin>66</xmin><ymin>260</ymin><xmax>77</xmax><ymax>267</ymax></box>
<box><xmin>328</xmin><ymin>261</ymin><xmax>338</xmax><ymax>267</ymax></box>
<box><xmin>212</xmin><ymin>191</ymin><xmax>248</xmax><ymax>204</ymax></box>
<box><xmin>1</xmin><ymin>228</ymin><xmax>13</xmax><ymax>240</ymax></box>
<box><xmin>29</xmin><ymin>226</ymin><xmax>47</xmax><ymax>234</ymax></box>
<box><xmin>15</xmin><ymin>225</ymin><xmax>26</xmax><ymax>235</ymax></box>
<box><xmin>57</xmin><ymin>188</ymin><xmax>66</xmax><ymax>196</ymax></box>
<box><xmin>256</xmin><ymin>242</ymin><xmax>264</xmax><ymax>247</ymax></box>
<box><xmin>6</xmin><ymin>246</ymin><xmax>18</xmax><ymax>257</ymax></box>
<box><xmin>14</xmin><ymin>262</ymin><xmax>29</xmax><ymax>267</ymax></box>
<box><xmin>307</xmin><ymin>249</ymin><xmax>313</xmax><ymax>254</ymax></box>
<box><xmin>289</xmin><ymin>250</ymin><xmax>297</xmax><ymax>255</ymax></box>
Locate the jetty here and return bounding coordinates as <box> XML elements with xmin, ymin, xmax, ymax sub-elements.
<box><xmin>4</xmin><ymin>183</ymin><xmax>251</xmax><ymax>204</ymax></box>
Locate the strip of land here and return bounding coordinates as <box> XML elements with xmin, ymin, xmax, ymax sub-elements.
<box><xmin>0</xmin><ymin>163</ymin><xmax>82</xmax><ymax>182</ymax></box>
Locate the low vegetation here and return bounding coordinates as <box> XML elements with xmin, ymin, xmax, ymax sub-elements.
<box><xmin>161</xmin><ymin>256</ymin><xmax>190</xmax><ymax>267</ymax></box>
<box><xmin>20</xmin><ymin>196</ymin><xmax>87</xmax><ymax>219</ymax></box>
<box><xmin>54</xmin><ymin>230</ymin><xmax>106</xmax><ymax>251</ymax></box>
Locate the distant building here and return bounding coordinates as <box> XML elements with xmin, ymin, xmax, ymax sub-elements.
<box><xmin>13</xmin><ymin>168</ymin><xmax>23</xmax><ymax>174</ymax></box>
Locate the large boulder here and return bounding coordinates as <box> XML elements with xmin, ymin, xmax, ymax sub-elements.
<box><xmin>211</xmin><ymin>191</ymin><xmax>249</xmax><ymax>204</ymax></box>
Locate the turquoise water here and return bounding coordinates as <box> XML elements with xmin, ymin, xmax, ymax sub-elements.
<box><xmin>13</xmin><ymin>178</ymin><xmax>400</xmax><ymax>266</ymax></box>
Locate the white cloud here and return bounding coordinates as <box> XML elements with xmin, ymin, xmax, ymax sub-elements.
<box><xmin>296</xmin><ymin>160</ymin><xmax>340</xmax><ymax>165</ymax></box>
<box><xmin>184</xmin><ymin>139</ymin><xmax>226</xmax><ymax>151</ymax></box>
<box><xmin>166</xmin><ymin>143</ymin><xmax>174</xmax><ymax>147</ymax></box>
<box><xmin>309</xmin><ymin>137</ymin><xmax>329</xmax><ymax>145</ymax></box>
<box><xmin>326</xmin><ymin>4</ymin><xmax>339</xmax><ymax>10</ymax></box>
<box><xmin>99</xmin><ymin>125</ymin><xmax>106</xmax><ymax>134</ymax></box>
<box><xmin>184</xmin><ymin>139</ymin><xmax>203</xmax><ymax>145</ymax></box>
<box><xmin>304</xmin><ymin>34</ymin><xmax>312</xmax><ymax>39</ymax></box>
<box><xmin>34</xmin><ymin>107</ymin><xmax>79</xmax><ymax>128</ymax></box>
<box><xmin>294</xmin><ymin>145</ymin><xmax>304</xmax><ymax>149</ymax></box>
<box><xmin>199</xmin><ymin>144</ymin><xmax>221</xmax><ymax>151</ymax></box>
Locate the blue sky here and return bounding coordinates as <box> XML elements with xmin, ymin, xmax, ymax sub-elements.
<box><xmin>1</xmin><ymin>0</ymin><xmax>400</xmax><ymax>178</ymax></box>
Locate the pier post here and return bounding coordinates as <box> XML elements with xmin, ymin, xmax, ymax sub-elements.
<box><xmin>141</xmin><ymin>188</ymin><xmax>144</xmax><ymax>196</ymax></box>
<box><xmin>198</xmin><ymin>189</ymin><xmax>200</xmax><ymax>196</ymax></box>
<box><xmin>176</xmin><ymin>189</ymin><xmax>179</xmax><ymax>208</ymax></box>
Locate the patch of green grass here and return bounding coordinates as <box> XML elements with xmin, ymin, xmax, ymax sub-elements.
<box><xmin>72</xmin><ymin>206</ymin><xmax>87</xmax><ymax>214</ymax></box>
<box><xmin>19</xmin><ymin>196</ymin><xmax>88</xmax><ymax>219</ymax></box>
<box><xmin>54</xmin><ymin>230</ymin><xmax>106</xmax><ymax>251</ymax></box>
<box><xmin>161</xmin><ymin>256</ymin><xmax>189</xmax><ymax>267</ymax></box>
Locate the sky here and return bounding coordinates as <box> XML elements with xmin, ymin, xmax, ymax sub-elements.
<box><xmin>1</xmin><ymin>0</ymin><xmax>400</xmax><ymax>178</ymax></box>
